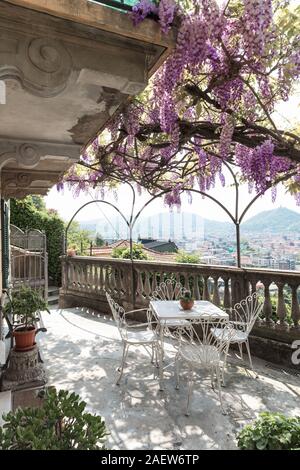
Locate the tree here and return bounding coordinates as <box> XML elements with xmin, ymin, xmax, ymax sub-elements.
<box><xmin>67</xmin><ymin>221</ymin><xmax>92</xmax><ymax>255</ymax></box>
<box><xmin>95</xmin><ymin>233</ymin><xmax>105</xmax><ymax>247</ymax></box>
<box><xmin>112</xmin><ymin>243</ymin><xmax>149</xmax><ymax>260</ymax></box>
<box><xmin>30</xmin><ymin>195</ymin><xmax>47</xmax><ymax>212</ymax></box>
<box><xmin>175</xmin><ymin>250</ymin><xmax>200</xmax><ymax>264</ymax></box>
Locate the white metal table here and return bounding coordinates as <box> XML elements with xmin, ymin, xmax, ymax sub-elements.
<box><xmin>150</xmin><ymin>300</ymin><xmax>229</xmax><ymax>390</ymax></box>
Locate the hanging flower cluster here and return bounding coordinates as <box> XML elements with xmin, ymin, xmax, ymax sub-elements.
<box><xmin>60</xmin><ymin>1</ymin><xmax>300</xmax><ymax>209</ymax></box>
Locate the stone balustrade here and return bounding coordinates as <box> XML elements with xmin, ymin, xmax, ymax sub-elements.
<box><xmin>60</xmin><ymin>256</ymin><xmax>300</xmax><ymax>368</ymax></box>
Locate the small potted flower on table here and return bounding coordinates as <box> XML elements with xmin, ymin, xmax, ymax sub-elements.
<box><xmin>180</xmin><ymin>290</ymin><xmax>194</xmax><ymax>310</ymax></box>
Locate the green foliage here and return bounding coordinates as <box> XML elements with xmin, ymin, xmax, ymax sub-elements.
<box><xmin>237</xmin><ymin>412</ymin><xmax>300</xmax><ymax>450</ymax></box>
<box><xmin>0</xmin><ymin>387</ymin><xmax>108</xmax><ymax>450</ymax></box>
<box><xmin>112</xmin><ymin>243</ymin><xmax>149</xmax><ymax>260</ymax></box>
<box><xmin>180</xmin><ymin>289</ymin><xmax>194</xmax><ymax>301</ymax></box>
<box><xmin>95</xmin><ymin>233</ymin><xmax>105</xmax><ymax>247</ymax></box>
<box><xmin>175</xmin><ymin>250</ymin><xmax>200</xmax><ymax>264</ymax></box>
<box><xmin>10</xmin><ymin>197</ymin><xmax>64</xmax><ymax>285</ymax></box>
<box><xmin>3</xmin><ymin>286</ymin><xmax>50</xmax><ymax>329</ymax></box>
<box><xmin>67</xmin><ymin>221</ymin><xmax>92</xmax><ymax>255</ymax></box>
<box><xmin>30</xmin><ymin>196</ymin><xmax>47</xmax><ymax>212</ymax></box>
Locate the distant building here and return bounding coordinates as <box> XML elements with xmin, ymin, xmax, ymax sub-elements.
<box><xmin>139</xmin><ymin>238</ymin><xmax>178</xmax><ymax>253</ymax></box>
<box><xmin>90</xmin><ymin>240</ymin><xmax>177</xmax><ymax>262</ymax></box>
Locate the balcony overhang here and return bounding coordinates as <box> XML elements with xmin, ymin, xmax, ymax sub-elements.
<box><xmin>0</xmin><ymin>0</ymin><xmax>175</xmax><ymax>197</ymax></box>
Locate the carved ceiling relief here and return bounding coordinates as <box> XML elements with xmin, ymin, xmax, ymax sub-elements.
<box><xmin>1</xmin><ymin>169</ymin><xmax>59</xmax><ymax>199</ymax></box>
<box><xmin>0</xmin><ymin>142</ymin><xmax>42</xmax><ymax>169</ymax></box>
<box><xmin>0</xmin><ymin>34</ymin><xmax>73</xmax><ymax>98</ymax></box>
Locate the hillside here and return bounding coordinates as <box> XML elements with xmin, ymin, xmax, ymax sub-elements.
<box><xmin>243</xmin><ymin>207</ymin><xmax>300</xmax><ymax>233</ymax></box>
<box><xmin>79</xmin><ymin>207</ymin><xmax>300</xmax><ymax>238</ymax></box>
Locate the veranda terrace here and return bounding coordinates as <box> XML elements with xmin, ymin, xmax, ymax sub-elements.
<box><xmin>36</xmin><ymin>302</ymin><xmax>300</xmax><ymax>450</ymax></box>
<box><xmin>10</xmin><ymin>254</ymin><xmax>293</xmax><ymax>450</ymax></box>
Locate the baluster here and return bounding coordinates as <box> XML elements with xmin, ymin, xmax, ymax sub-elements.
<box><xmin>99</xmin><ymin>266</ymin><xmax>104</xmax><ymax>294</ymax></box>
<box><xmin>92</xmin><ymin>264</ymin><xmax>98</xmax><ymax>292</ymax></box>
<box><xmin>212</xmin><ymin>276</ymin><xmax>220</xmax><ymax>306</ymax></box>
<box><xmin>194</xmin><ymin>275</ymin><xmax>200</xmax><ymax>300</ymax></box>
<box><xmin>276</xmin><ymin>282</ymin><xmax>288</xmax><ymax>330</ymax></box>
<box><xmin>74</xmin><ymin>262</ymin><xmax>79</xmax><ymax>290</ymax></box>
<box><xmin>104</xmin><ymin>266</ymin><xmax>111</xmax><ymax>294</ymax></box>
<box><xmin>64</xmin><ymin>259</ymin><xmax>69</xmax><ymax>288</ymax></box>
<box><xmin>94</xmin><ymin>265</ymin><xmax>99</xmax><ymax>293</ymax></box>
<box><xmin>263</xmin><ymin>282</ymin><xmax>274</xmax><ymax>327</ymax></box>
<box><xmin>203</xmin><ymin>276</ymin><xmax>210</xmax><ymax>301</ymax></box>
<box><xmin>184</xmin><ymin>274</ymin><xmax>190</xmax><ymax>291</ymax></box>
<box><xmin>223</xmin><ymin>277</ymin><xmax>231</xmax><ymax>311</ymax></box>
<box><xmin>82</xmin><ymin>264</ymin><xmax>87</xmax><ymax>291</ymax></box>
<box><xmin>144</xmin><ymin>271</ymin><xmax>151</xmax><ymax>301</ymax></box>
<box><xmin>86</xmin><ymin>265</ymin><xmax>91</xmax><ymax>291</ymax></box>
<box><xmin>115</xmin><ymin>268</ymin><xmax>121</xmax><ymax>300</ymax></box>
<box><xmin>136</xmin><ymin>270</ymin><xmax>144</xmax><ymax>301</ymax></box>
<box><xmin>291</xmin><ymin>283</ymin><xmax>300</xmax><ymax>329</ymax></box>
<box><xmin>152</xmin><ymin>271</ymin><xmax>158</xmax><ymax>292</ymax></box>
<box><xmin>90</xmin><ymin>264</ymin><xmax>95</xmax><ymax>291</ymax></box>
<box><xmin>250</xmin><ymin>280</ymin><xmax>257</xmax><ymax>295</ymax></box>
<box><xmin>110</xmin><ymin>268</ymin><xmax>117</xmax><ymax>294</ymax></box>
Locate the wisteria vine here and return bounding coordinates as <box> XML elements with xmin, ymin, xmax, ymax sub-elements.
<box><xmin>61</xmin><ymin>0</ymin><xmax>300</xmax><ymax>209</ymax></box>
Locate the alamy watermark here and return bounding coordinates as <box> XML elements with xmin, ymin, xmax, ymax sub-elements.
<box><xmin>291</xmin><ymin>340</ymin><xmax>300</xmax><ymax>365</ymax></box>
<box><xmin>0</xmin><ymin>80</ymin><xmax>6</xmax><ymax>104</ymax></box>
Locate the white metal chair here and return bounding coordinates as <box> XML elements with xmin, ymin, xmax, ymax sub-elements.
<box><xmin>150</xmin><ymin>279</ymin><xmax>193</xmax><ymax>359</ymax></box>
<box><xmin>174</xmin><ymin>316</ymin><xmax>233</xmax><ymax>415</ymax></box>
<box><xmin>211</xmin><ymin>292</ymin><xmax>263</xmax><ymax>383</ymax></box>
<box><xmin>106</xmin><ymin>292</ymin><xmax>160</xmax><ymax>385</ymax></box>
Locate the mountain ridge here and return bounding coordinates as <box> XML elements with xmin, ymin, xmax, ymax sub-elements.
<box><xmin>79</xmin><ymin>207</ymin><xmax>300</xmax><ymax>236</ymax></box>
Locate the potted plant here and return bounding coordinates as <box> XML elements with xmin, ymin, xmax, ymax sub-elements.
<box><xmin>180</xmin><ymin>290</ymin><xmax>194</xmax><ymax>310</ymax></box>
<box><xmin>237</xmin><ymin>412</ymin><xmax>300</xmax><ymax>450</ymax></box>
<box><xmin>0</xmin><ymin>387</ymin><xmax>108</xmax><ymax>450</ymax></box>
<box><xmin>3</xmin><ymin>286</ymin><xmax>50</xmax><ymax>351</ymax></box>
<box><xmin>67</xmin><ymin>245</ymin><xmax>76</xmax><ymax>256</ymax></box>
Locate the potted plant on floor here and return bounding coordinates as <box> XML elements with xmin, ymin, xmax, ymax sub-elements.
<box><xmin>3</xmin><ymin>286</ymin><xmax>50</xmax><ymax>351</ymax></box>
<box><xmin>0</xmin><ymin>387</ymin><xmax>108</xmax><ymax>450</ymax></box>
<box><xmin>180</xmin><ymin>290</ymin><xmax>194</xmax><ymax>310</ymax></box>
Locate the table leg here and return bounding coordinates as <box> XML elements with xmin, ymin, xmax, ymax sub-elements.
<box><xmin>159</xmin><ymin>323</ymin><xmax>164</xmax><ymax>391</ymax></box>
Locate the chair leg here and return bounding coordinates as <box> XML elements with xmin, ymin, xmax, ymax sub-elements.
<box><xmin>151</xmin><ymin>344</ymin><xmax>154</xmax><ymax>364</ymax></box>
<box><xmin>185</xmin><ymin>367</ymin><xmax>194</xmax><ymax>416</ymax></box>
<box><xmin>245</xmin><ymin>339</ymin><xmax>257</xmax><ymax>377</ymax></box>
<box><xmin>238</xmin><ymin>342</ymin><xmax>243</xmax><ymax>360</ymax></box>
<box><xmin>175</xmin><ymin>353</ymin><xmax>180</xmax><ymax>390</ymax></box>
<box><xmin>210</xmin><ymin>368</ymin><xmax>215</xmax><ymax>390</ymax></box>
<box><xmin>222</xmin><ymin>343</ymin><xmax>230</xmax><ymax>387</ymax></box>
<box><xmin>116</xmin><ymin>343</ymin><xmax>129</xmax><ymax>385</ymax></box>
<box><xmin>154</xmin><ymin>343</ymin><xmax>159</xmax><ymax>367</ymax></box>
<box><xmin>216</xmin><ymin>366</ymin><xmax>226</xmax><ymax>415</ymax></box>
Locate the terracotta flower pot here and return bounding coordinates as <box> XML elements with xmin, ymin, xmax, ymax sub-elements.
<box><xmin>13</xmin><ymin>326</ymin><xmax>36</xmax><ymax>351</ymax></box>
<box><xmin>180</xmin><ymin>299</ymin><xmax>194</xmax><ymax>310</ymax></box>
<box><xmin>67</xmin><ymin>249</ymin><xmax>76</xmax><ymax>257</ymax></box>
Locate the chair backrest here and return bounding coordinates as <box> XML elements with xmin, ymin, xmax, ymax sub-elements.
<box><xmin>151</xmin><ymin>279</ymin><xmax>185</xmax><ymax>301</ymax></box>
<box><xmin>106</xmin><ymin>292</ymin><xmax>126</xmax><ymax>340</ymax></box>
<box><xmin>177</xmin><ymin>316</ymin><xmax>232</xmax><ymax>366</ymax></box>
<box><xmin>231</xmin><ymin>292</ymin><xmax>263</xmax><ymax>335</ymax></box>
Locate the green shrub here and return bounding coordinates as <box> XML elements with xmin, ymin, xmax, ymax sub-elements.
<box><xmin>0</xmin><ymin>388</ymin><xmax>108</xmax><ymax>450</ymax></box>
<box><xmin>112</xmin><ymin>243</ymin><xmax>149</xmax><ymax>260</ymax></box>
<box><xmin>175</xmin><ymin>250</ymin><xmax>200</xmax><ymax>264</ymax></box>
<box><xmin>10</xmin><ymin>197</ymin><xmax>65</xmax><ymax>285</ymax></box>
<box><xmin>237</xmin><ymin>412</ymin><xmax>300</xmax><ymax>450</ymax></box>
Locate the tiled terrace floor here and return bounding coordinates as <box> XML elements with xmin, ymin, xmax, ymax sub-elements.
<box><xmin>38</xmin><ymin>307</ymin><xmax>300</xmax><ymax>450</ymax></box>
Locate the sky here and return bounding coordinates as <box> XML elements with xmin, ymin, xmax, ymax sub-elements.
<box><xmin>45</xmin><ymin>178</ymin><xmax>300</xmax><ymax>225</ymax></box>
